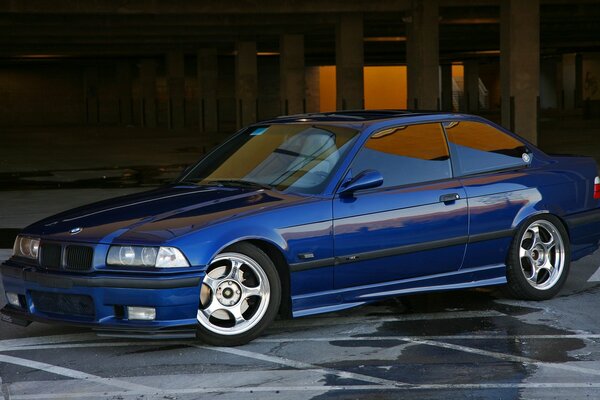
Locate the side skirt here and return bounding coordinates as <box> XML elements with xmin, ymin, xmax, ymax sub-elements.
<box><xmin>291</xmin><ymin>264</ymin><xmax>506</xmax><ymax>318</ymax></box>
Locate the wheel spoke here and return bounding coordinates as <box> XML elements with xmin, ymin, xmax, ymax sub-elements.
<box><xmin>229</xmin><ymin>303</ymin><xmax>247</xmax><ymax>325</ymax></box>
<box><xmin>202</xmin><ymin>275</ymin><xmax>219</xmax><ymax>293</ymax></box>
<box><xmin>528</xmin><ymin>266</ymin><xmax>539</xmax><ymax>284</ymax></box>
<box><xmin>201</xmin><ymin>298</ymin><xmax>223</xmax><ymax>319</ymax></box>
<box><xmin>242</xmin><ymin>283</ymin><xmax>263</xmax><ymax>298</ymax></box>
<box><xmin>519</xmin><ymin>246</ymin><xmax>529</xmax><ymax>259</ymax></box>
<box><xmin>530</xmin><ymin>226</ymin><xmax>541</xmax><ymax>247</ymax></box>
<box><xmin>226</xmin><ymin>259</ymin><xmax>243</xmax><ymax>281</ymax></box>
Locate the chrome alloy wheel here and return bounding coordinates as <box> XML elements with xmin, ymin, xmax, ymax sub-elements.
<box><xmin>519</xmin><ymin>220</ymin><xmax>566</xmax><ymax>290</ymax></box>
<box><xmin>198</xmin><ymin>252</ymin><xmax>270</xmax><ymax>336</ymax></box>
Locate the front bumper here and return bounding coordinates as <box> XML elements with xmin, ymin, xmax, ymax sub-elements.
<box><xmin>0</xmin><ymin>261</ymin><xmax>203</xmax><ymax>338</ymax></box>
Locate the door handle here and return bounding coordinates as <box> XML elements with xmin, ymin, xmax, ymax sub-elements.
<box><xmin>440</xmin><ymin>193</ymin><xmax>461</xmax><ymax>203</ymax></box>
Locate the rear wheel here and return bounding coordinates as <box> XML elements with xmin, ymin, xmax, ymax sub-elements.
<box><xmin>196</xmin><ymin>242</ymin><xmax>281</xmax><ymax>346</ymax></box>
<box><xmin>505</xmin><ymin>215</ymin><xmax>570</xmax><ymax>300</ymax></box>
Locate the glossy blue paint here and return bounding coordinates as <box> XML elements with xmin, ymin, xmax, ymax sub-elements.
<box><xmin>2</xmin><ymin>111</ymin><xmax>600</xmax><ymax>334</ymax></box>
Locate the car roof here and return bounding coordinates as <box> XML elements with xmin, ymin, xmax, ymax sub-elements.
<box><xmin>264</xmin><ymin>109</ymin><xmax>445</xmax><ymax>124</ymax></box>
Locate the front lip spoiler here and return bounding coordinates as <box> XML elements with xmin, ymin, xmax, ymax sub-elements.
<box><xmin>0</xmin><ymin>306</ymin><xmax>197</xmax><ymax>339</ymax></box>
<box><xmin>1</xmin><ymin>263</ymin><xmax>201</xmax><ymax>290</ymax></box>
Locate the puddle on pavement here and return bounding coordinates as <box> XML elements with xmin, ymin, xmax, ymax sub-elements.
<box><xmin>315</xmin><ymin>289</ymin><xmax>589</xmax><ymax>397</ymax></box>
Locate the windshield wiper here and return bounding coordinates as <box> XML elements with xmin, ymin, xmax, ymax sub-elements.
<box><xmin>204</xmin><ymin>179</ymin><xmax>273</xmax><ymax>190</ymax></box>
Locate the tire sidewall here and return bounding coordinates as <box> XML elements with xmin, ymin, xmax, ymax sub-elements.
<box><xmin>506</xmin><ymin>214</ymin><xmax>571</xmax><ymax>300</ymax></box>
<box><xmin>196</xmin><ymin>242</ymin><xmax>282</xmax><ymax>346</ymax></box>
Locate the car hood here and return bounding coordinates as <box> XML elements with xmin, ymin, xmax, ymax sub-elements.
<box><xmin>25</xmin><ymin>185</ymin><xmax>307</xmax><ymax>244</ymax></box>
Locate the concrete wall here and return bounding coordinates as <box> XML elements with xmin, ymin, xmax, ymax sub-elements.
<box><xmin>0</xmin><ymin>63</ymin><xmax>85</xmax><ymax>126</ymax></box>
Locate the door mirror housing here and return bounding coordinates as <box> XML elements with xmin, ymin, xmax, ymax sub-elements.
<box><xmin>339</xmin><ymin>170</ymin><xmax>384</xmax><ymax>196</ymax></box>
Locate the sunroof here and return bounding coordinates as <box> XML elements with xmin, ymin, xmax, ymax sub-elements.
<box><xmin>275</xmin><ymin>109</ymin><xmax>424</xmax><ymax>121</ymax></box>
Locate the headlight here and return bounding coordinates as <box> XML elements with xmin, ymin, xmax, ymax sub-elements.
<box><xmin>106</xmin><ymin>246</ymin><xmax>189</xmax><ymax>268</ymax></box>
<box><xmin>13</xmin><ymin>236</ymin><xmax>40</xmax><ymax>260</ymax></box>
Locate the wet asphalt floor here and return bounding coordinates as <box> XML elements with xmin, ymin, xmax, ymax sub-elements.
<box><xmin>0</xmin><ymin>249</ymin><xmax>599</xmax><ymax>400</ymax></box>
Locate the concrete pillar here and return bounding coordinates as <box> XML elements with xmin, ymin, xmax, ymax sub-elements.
<box><xmin>440</xmin><ymin>64</ymin><xmax>453</xmax><ymax>112</ymax></box>
<box><xmin>336</xmin><ymin>13</ymin><xmax>364</xmax><ymax>110</ymax></box>
<box><xmin>305</xmin><ymin>66</ymin><xmax>321</xmax><ymax>113</ymax></box>
<box><xmin>540</xmin><ymin>57</ymin><xmax>558</xmax><ymax>110</ymax></box>
<box><xmin>197</xmin><ymin>48</ymin><xmax>219</xmax><ymax>134</ymax></box>
<box><xmin>500</xmin><ymin>0</ymin><xmax>540</xmax><ymax>143</ymax></box>
<box><xmin>139</xmin><ymin>59</ymin><xmax>157</xmax><ymax>128</ymax></box>
<box><xmin>116</xmin><ymin>61</ymin><xmax>133</xmax><ymax>125</ymax></box>
<box><xmin>464</xmin><ymin>59</ymin><xmax>480</xmax><ymax>113</ymax></box>
<box><xmin>84</xmin><ymin>66</ymin><xmax>99</xmax><ymax>124</ymax></box>
<box><xmin>167</xmin><ymin>51</ymin><xmax>185</xmax><ymax>129</ymax></box>
<box><xmin>406</xmin><ymin>0</ymin><xmax>439</xmax><ymax>110</ymax></box>
<box><xmin>280</xmin><ymin>34</ymin><xmax>306</xmax><ymax>115</ymax></box>
<box><xmin>235</xmin><ymin>41</ymin><xmax>258</xmax><ymax>128</ymax></box>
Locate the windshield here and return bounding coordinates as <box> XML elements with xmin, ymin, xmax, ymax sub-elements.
<box><xmin>180</xmin><ymin>124</ymin><xmax>360</xmax><ymax>194</ymax></box>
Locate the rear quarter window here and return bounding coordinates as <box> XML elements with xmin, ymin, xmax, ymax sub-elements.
<box><xmin>444</xmin><ymin>121</ymin><xmax>529</xmax><ymax>175</ymax></box>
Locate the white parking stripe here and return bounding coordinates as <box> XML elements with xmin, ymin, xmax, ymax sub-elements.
<box><xmin>196</xmin><ymin>345</ymin><xmax>407</xmax><ymax>386</ymax></box>
<box><xmin>7</xmin><ymin>382</ymin><xmax>600</xmax><ymax>399</ymax></box>
<box><xmin>4</xmin><ymin>333</ymin><xmax>600</xmax><ymax>352</ymax></box>
<box><xmin>257</xmin><ymin>333</ymin><xmax>600</xmax><ymax>342</ymax></box>
<box><xmin>588</xmin><ymin>266</ymin><xmax>600</xmax><ymax>282</ymax></box>
<box><xmin>0</xmin><ymin>354</ymin><xmax>155</xmax><ymax>393</ymax></box>
<box><xmin>0</xmin><ymin>333</ymin><xmax>99</xmax><ymax>349</ymax></box>
<box><xmin>403</xmin><ymin>337</ymin><xmax>600</xmax><ymax>377</ymax></box>
<box><xmin>271</xmin><ymin>310</ymin><xmax>506</xmax><ymax>328</ymax></box>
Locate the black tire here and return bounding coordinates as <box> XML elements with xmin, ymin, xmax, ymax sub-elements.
<box><xmin>505</xmin><ymin>214</ymin><xmax>571</xmax><ymax>300</ymax></box>
<box><xmin>196</xmin><ymin>242</ymin><xmax>281</xmax><ymax>346</ymax></box>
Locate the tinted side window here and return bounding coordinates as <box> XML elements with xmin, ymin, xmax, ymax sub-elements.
<box><xmin>350</xmin><ymin>123</ymin><xmax>452</xmax><ymax>188</ymax></box>
<box><xmin>444</xmin><ymin>121</ymin><xmax>528</xmax><ymax>175</ymax></box>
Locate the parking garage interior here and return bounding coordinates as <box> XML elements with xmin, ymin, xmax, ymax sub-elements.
<box><xmin>1</xmin><ymin>0</ymin><xmax>600</xmax><ymax>187</ymax></box>
<box><xmin>2</xmin><ymin>1</ymin><xmax>600</xmax><ymax>399</ymax></box>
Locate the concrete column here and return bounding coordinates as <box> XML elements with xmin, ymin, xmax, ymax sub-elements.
<box><xmin>139</xmin><ymin>59</ymin><xmax>157</xmax><ymax>128</ymax></box>
<box><xmin>305</xmin><ymin>66</ymin><xmax>321</xmax><ymax>113</ymax></box>
<box><xmin>561</xmin><ymin>53</ymin><xmax>577</xmax><ymax>110</ymax></box>
<box><xmin>197</xmin><ymin>48</ymin><xmax>219</xmax><ymax>134</ymax></box>
<box><xmin>500</xmin><ymin>0</ymin><xmax>540</xmax><ymax>143</ymax></box>
<box><xmin>84</xmin><ymin>66</ymin><xmax>99</xmax><ymax>124</ymax></box>
<box><xmin>406</xmin><ymin>0</ymin><xmax>439</xmax><ymax>110</ymax></box>
<box><xmin>280</xmin><ymin>34</ymin><xmax>306</xmax><ymax>115</ymax></box>
<box><xmin>464</xmin><ymin>59</ymin><xmax>480</xmax><ymax>113</ymax></box>
<box><xmin>167</xmin><ymin>51</ymin><xmax>185</xmax><ymax>129</ymax></box>
<box><xmin>440</xmin><ymin>64</ymin><xmax>453</xmax><ymax>112</ymax></box>
<box><xmin>336</xmin><ymin>13</ymin><xmax>364</xmax><ymax>110</ymax></box>
<box><xmin>235</xmin><ymin>41</ymin><xmax>258</xmax><ymax>128</ymax></box>
<box><xmin>116</xmin><ymin>61</ymin><xmax>133</xmax><ymax>125</ymax></box>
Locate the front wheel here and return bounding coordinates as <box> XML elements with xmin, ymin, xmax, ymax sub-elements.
<box><xmin>197</xmin><ymin>243</ymin><xmax>281</xmax><ymax>346</ymax></box>
<box><xmin>505</xmin><ymin>215</ymin><xmax>570</xmax><ymax>300</ymax></box>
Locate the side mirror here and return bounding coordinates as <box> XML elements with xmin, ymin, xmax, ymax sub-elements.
<box><xmin>339</xmin><ymin>170</ymin><xmax>383</xmax><ymax>196</ymax></box>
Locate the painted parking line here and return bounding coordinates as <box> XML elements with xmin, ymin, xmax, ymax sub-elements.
<box><xmin>588</xmin><ymin>265</ymin><xmax>600</xmax><ymax>282</ymax></box>
<box><xmin>0</xmin><ymin>333</ymin><xmax>99</xmax><ymax>349</ymax></box>
<box><xmin>7</xmin><ymin>382</ymin><xmax>600</xmax><ymax>399</ymax></box>
<box><xmin>0</xmin><ymin>310</ymin><xmax>508</xmax><ymax>351</ymax></box>
<box><xmin>4</xmin><ymin>333</ymin><xmax>600</xmax><ymax>352</ymax></box>
<box><xmin>197</xmin><ymin>344</ymin><xmax>407</xmax><ymax>386</ymax></box>
<box><xmin>0</xmin><ymin>354</ymin><xmax>156</xmax><ymax>393</ymax></box>
<box><xmin>270</xmin><ymin>310</ymin><xmax>507</xmax><ymax>329</ymax></box>
<box><xmin>403</xmin><ymin>337</ymin><xmax>600</xmax><ymax>377</ymax></box>
<box><xmin>257</xmin><ymin>333</ymin><xmax>600</xmax><ymax>343</ymax></box>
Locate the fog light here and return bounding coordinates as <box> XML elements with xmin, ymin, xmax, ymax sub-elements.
<box><xmin>6</xmin><ymin>292</ymin><xmax>21</xmax><ymax>307</ymax></box>
<box><xmin>127</xmin><ymin>306</ymin><xmax>156</xmax><ymax>321</ymax></box>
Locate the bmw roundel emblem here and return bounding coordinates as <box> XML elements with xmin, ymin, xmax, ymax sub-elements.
<box><xmin>70</xmin><ymin>227</ymin><xmax>83</xmax><ymax>235</ymax></box>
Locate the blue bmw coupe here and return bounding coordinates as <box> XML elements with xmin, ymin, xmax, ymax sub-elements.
<box><xmin>3</xmin><ymin>111</ymin><xmax>600</xmax><ymax>345</ymax></box>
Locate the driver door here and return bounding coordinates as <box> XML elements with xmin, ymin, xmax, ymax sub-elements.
<box><xmin>332</xmin><ymin>122</ymin><xmax>469</xmax><ymax>289</ymax></box>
